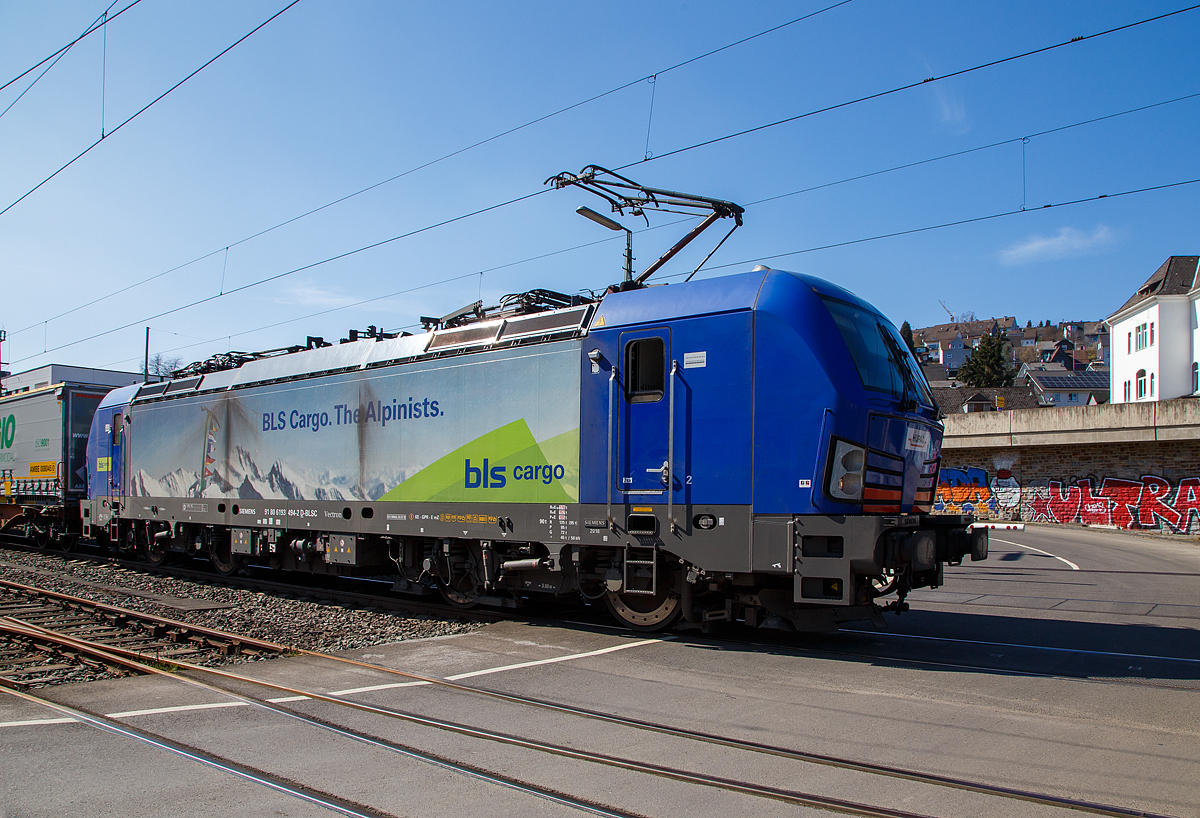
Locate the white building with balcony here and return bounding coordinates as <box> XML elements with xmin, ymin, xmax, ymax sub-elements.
<box><xmin>1108</xmin><ymin>256</ymin><xmax>1199</xmax><ymax>403</ymax></box>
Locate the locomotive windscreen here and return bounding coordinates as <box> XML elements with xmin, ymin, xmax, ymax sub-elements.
<box><xmin>820</xmin><ymin>296</ymin><xmax>934</xmax><ymax>407</ymax></box>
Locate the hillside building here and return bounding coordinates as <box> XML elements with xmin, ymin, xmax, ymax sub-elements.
<box><xmin>1108</xmin><ymin>256</ymin><xmax>1200</xmax><ymax>404</ymax></box>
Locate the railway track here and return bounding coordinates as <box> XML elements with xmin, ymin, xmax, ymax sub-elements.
<box><xmin>1</xmin><ymin>584</ymin><xmax>1178</xmax><ymax>818</ymax></box>
<box><xmin>0</xmin><ymin>532</ymin><xmax>512</xmax><ymax>624</ymax></box>
<box><xmin>3</xmin><ymin>535</ymin><xmax>1195</xmax><ymax>693</ymax></box>
<box><xmin>0</xmin><ymin>579</ymin><xmax>288</xmax><ymax>686</ymax></box>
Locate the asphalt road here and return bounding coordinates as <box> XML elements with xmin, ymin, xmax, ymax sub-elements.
<box><xmin>2</xmin><ymin>524</ymin><xmax>1197</xmax><ymax>818</ymax></box>
<box><xmin>887</xmin><ymin>524</ymin><xmax>1200</xmax><ymax>669</ymax></box>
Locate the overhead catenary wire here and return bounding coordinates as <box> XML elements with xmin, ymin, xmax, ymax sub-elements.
<box><xmin>209</xmin><ymin>0</ymin><xmax>856</xmax><ymax>249</ymax></box>
<box><xmin>10</xmin><ymin>189</ymin><xmax>548</xmax><ymax>365</ymax></box>
<box><xmin>742</xmin><ymin>90</ymin><xmax>1200</xmax><ymax>208</ymax></box>
<box><xmin>9</xmin><ymin>0</ymin><xmax>858</xmax><ymax>337</ymax></box>
<box><xmin>33</xmin><ymin>84</ymin><xmax>1200</xmax><ymax>365</ymax></box>
<box><xmin>106</xmin><ymin>177</ymin><xmax>1199</xmax><ymax>371</ymax></box>
<box><xmin>16</xmin><ymin>85</ymin><xmax>1197</xmax><ymax>342</ymax></box>
<box><xmin>0</xmin><ymin>0</ymin><xmax>303</xmax><ymax>219</ymax></box>
<box><xmin>100</xmin><ymin>218</ymin><xmax>698</xmax><ymax>369</ymax></box>
<box><xmin>0</xmin><ymin>0</ymin><xmax>144</xmax><ymax>95</ymax></box>
<box><xmin>0</xmin><ymin>0</ymin><xmax>122</xmax><ymax>123</ymax></box>
<box><xmin>10</xmin><ymin>5</ymin><xmax>1196</xmax><ymax>362</ymax></box>
<box><xmin>617</xmin><ymin>3</ymin><xmax>1200</xmax><ymax>171</ymax></box>
<box><xmin>671</xmin><ymin>178</ymin><xmax>1200</xmax><ymax>278</ymax></box>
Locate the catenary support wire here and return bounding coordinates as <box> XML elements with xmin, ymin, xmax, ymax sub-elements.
<box><xmin>0</xmin><ymin>0</ymin><xmax>302</xmax><ymax>219</ymax></box>
<box><xmin>0</xmin><ymin>1</ymin><xmax>122</xmax><ymax>123</ymax></box>
<box><xmin>7</xmin><ymin>1</ymin><xmax>854</xmax><ymax>332</ymax></box>
<box><xmin>102</xmin><ymin>175</ymin><xmax>1200</xmax><ymax>370</ymax></box>
<box><xmin>643</xmin><ymin>75</ymin><xmax>657</xmax><ymax>160</ymax></box>
<box><xmin>10</xmin><ymin>7</ymin><xmax>1199</xmax><ymax>362</ymax></box>
<box><xmin>0</xmin><ymin>0</ymin><xmax>143</xmax><ymax>94</ymax></box>
<box><xmin>618</xmin><ymin>4</ymin><xmax>1200</xmax><ymax>172</ymax></box>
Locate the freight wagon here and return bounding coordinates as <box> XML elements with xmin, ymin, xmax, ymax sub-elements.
<box><xmin>0</xmin><ymin>382</ymin><xmax>110</xmax><ymax>545</ymax></box>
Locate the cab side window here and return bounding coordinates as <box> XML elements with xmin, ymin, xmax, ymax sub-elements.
<box><xmin>625</xmin><ymin>338</ymin><xmax>664</xmax><ymax>403</ymax></box>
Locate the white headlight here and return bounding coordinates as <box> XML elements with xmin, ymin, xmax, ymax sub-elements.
<box><xmin>827</xmin><ymin>439</ymin><xmax>867</xmax><ymax>502</ymax></box>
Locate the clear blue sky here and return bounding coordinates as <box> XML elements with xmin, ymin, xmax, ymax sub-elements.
<box><xmin>2</xmin><ymin>0</ymin><xmax>1197</xmax><ymax>374</ymax></box>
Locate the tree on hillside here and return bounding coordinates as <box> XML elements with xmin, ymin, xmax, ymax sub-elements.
<box><xmin>899</xmin><ymin>320</ymin><xmax>915</xmax><ymax>351</ymax></box>
<box><xmin>1015</xmin><ymin>345</ymin><xmax>1039</xmax><ymax>364</ymax></box>
<box><xmin>959</xmin><ymin>332</ymin><xmax>1015</xmax><ymax>387</ymax></box>
<box><xmin>148</xmin><ymin>352</ymin><xmax>182</xmax><ymax>380</ymax></box>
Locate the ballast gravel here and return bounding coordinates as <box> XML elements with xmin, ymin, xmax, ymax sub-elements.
<box><xmin>0</xmin><ymin>548</ymin><xmax>483</xmax><ymax>657</ymax></box>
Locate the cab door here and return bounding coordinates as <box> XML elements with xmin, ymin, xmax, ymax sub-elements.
<box><xmin>105</xmin><ymin>409</ymin><xmax>125</xmax><ymax>501</ymax></box>
<box><xmin>617</xmin><ymin>328</ymin><xmax>672</xmax><ymax>496</ymax></box>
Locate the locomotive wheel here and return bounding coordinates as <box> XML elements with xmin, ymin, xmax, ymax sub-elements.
<box><xmin>144</xmin><ymin>528</ymin><xmax>168</xmax><ymax>566</ymax></box>
<box><xmin>602</xmin><ymin>579</ymin><xmax>681</xmax><ymax>632</ymax></box>
<box><xmin>210</xmin><ymin>536</ymin><xmax>241</xmax><ymax>576</ymax></box>
<box><xmin>28</xmin><ymin>523</ymin><xmax>50</xmax><ymax>549</ymax></box>
<box><xmin>437</xmin><ymin>575</ymin><xmax>479</xmax><ymax>609</ymax></box>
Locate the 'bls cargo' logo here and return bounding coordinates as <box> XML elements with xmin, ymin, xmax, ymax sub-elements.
<box><xmin>465</xmin><ymin>458</ymin><xmax>566</xmax><ymax>489</ymax></box>
<box><xmin>465</xmin><ymin>458</ymin><xmax>507</xmax><ymax>488</ymax></box>
<box><xmin>0</xmin><ymin>415</ymin><xmax>14</xmax><ymax>449</ymax></box>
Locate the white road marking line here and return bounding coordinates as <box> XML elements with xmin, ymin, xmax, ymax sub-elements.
<box><xmin>1</xmin><ymin>703</ymin><xmax>251</xmax><ymax>728</ymax></box>
<box><xmin>0</xmin><ymin>717</ymin><xmax>77</xmax><ymax>727</ymax></box>
<box><xmin>1</xmin><ymin>636</ymin><xmax>671</xmax><ymax>728</ymax></box>
<box><xmin>445</xmin><ymin>637</ymin><xmax>671</xmax><ymax>681</ymax></box>
<box><xmin>107</xmin><ymin>701</ymin><xmax>248</xmax><ymax>718</ymax></box>
<box><xmin>331</xmin><ymin>680</ymin><xmax>429</xmax><ymax>695</ymax></box>
<box><xmin>332</xmin><ymin>636</ymin><xmax>671</xmax><ymax>693</ymax></box>
<box><xmin>991</xmin><ymin>537</ymin><xmax>1080</xmax><ymax>570</ymax></box>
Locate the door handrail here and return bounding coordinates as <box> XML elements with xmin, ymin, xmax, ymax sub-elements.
<box><xmin>667</xmin><ymin>359</ymin><xmax>678</xmax><ymax>534</ymax></box>
<box><xmin>606</xmin><ymin>367</ymin><xmax>615</xmax><ymax>530</ymax></box>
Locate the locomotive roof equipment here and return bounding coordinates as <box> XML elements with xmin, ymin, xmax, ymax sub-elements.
<box><xmin>547</xmin><ymin>165</ymin><xmax>745</xmax><ymax>288</ymax></box>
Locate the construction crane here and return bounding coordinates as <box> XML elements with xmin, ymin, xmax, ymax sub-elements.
<box><xmin>938</xmin><ymin>300</ymin><xmax>956</xmax><ymax>322</ymax></box>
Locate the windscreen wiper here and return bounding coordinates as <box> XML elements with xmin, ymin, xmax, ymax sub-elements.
<box><xmin>878</xmin><ymin>324</ymin><xmax>919</xmax><ymax>414</ymax></box>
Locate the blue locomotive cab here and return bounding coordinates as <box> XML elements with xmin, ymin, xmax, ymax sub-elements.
<box><xmin>582</xmin><ymin>267</ymin><xmax>985</xmax><ymax>630</ymax></box>
<box><xmin>80</xmin><ymin>383</ymin><xmax>139</xmax><ymax>542</ymax></box>
<box><xmin>756</xmin><ymin>271</ymin><xmax>941</xmax><ymax>515</ymax></box>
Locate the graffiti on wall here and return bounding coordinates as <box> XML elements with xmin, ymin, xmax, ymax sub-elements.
<box><xmin>934</xmin><ymin>457</ymin><xmax>1021</xmax><ymax>516</ymax></box>
<box><xmin>935</xmin><ymin>460</ymin><xmax>1200</xmax><ymax>533</ymax></box>
<box><xmin>1026</xmin><ymin>476</ymin><xmax>1200</xmax><ymax>532</ymax></box>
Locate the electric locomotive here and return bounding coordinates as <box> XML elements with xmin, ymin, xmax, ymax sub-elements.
<box><xmin>78</xmin><ymin>168</ymin><xmax>986</xmax><ymax>631</ymax></box>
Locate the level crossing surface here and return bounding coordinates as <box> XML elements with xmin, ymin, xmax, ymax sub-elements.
<box><xmin>2</xmin><ymin>525</ymin><xmax>1197</xmax><ymax>818</ymax></box>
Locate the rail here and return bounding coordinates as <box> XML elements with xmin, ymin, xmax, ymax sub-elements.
<box><xmin>1</xmin><ymin>581</ymin><xmax>1173</xmax><ymax>818</ymax></box>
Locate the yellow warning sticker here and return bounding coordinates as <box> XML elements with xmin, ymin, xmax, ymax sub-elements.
<box><xmin>593</xmin><ymin>314</ymin><xmax>606</xmax><ymax>327</ymax></box>
<box><xmin>443</xmin><ymin>513</ymin><xmax>498</xmax><ymax>525</ymax></box>
<box><xmin>96</xmin><ymin>457</ymin><xmax>111</xmax><ymax>473</ymax></box>
<box><xmin>29</xmin><ymin>461</ymin><xmax>57</xmax><ymax>476</ymax></box>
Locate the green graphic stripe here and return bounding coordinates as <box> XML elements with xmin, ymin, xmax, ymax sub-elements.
<box><xmin>382</xmin><ymin>420</ymin><xmax>578</xmax><ymax>503</ymax></box>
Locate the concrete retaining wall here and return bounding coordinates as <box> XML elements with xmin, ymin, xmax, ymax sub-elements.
<box><xmin>936</xmin><ymin>399</ymin><xmax>1200</xmax><ymax>533</ymax></box>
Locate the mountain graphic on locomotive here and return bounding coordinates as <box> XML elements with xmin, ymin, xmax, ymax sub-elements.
<box><xmin>69</xmin><ymin>167</ymin><xmax>988</xmax><ymax>631</ymax></box>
